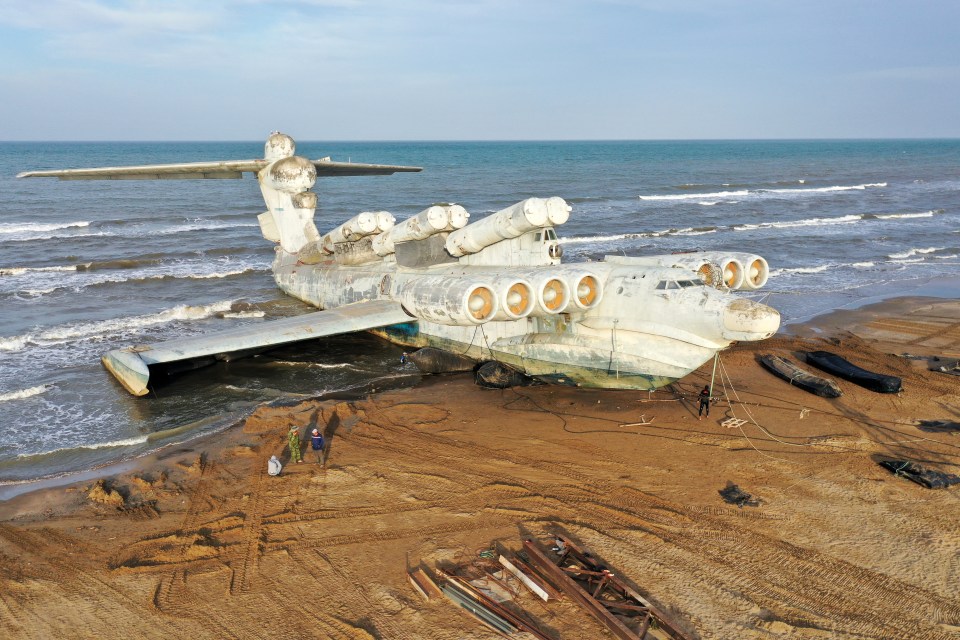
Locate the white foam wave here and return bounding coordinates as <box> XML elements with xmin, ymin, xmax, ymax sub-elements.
<box><xmin>16</xmin><ymin>435</ymin><xmax>149</xmax><ymax>460</ymax></box>
<box><xmin>0</xmin><ymin>335</ymin><xmax>30</xmax><ymax>351</ymax></box>
<box><xmin>888</xmin><ymin>247</ymin><xmax>942</xmax><ymax>259</ymax></box>
<box><xmin>875</xmin><ymin>210</ymin><xmax>937</xmax><ymax>220</ymax></box>
<box><xmin>159</xmin><ymin>222</ymin><xmax>259</xmax><ymax>235</ymax></box>
<box><xmin>766</xmin><ymin>182</ymin><xmax>886</xmax><ymax>194</ymax></box>
<box><xmin>852</xmin><ymin>262</ymin><xmax>875</xmax><ymax>268</ymax></box>
<box><xmin>735</xmin><ymin>214</ymin><xmax>862</xmax><ymax>231</ymax></box>
<box><xmin>640</xmin><ymin>190</ymin><xmax>749</xmax><ymax>201</ymax></box>
<box><xmin>221</xmin><ymin>310</ymin><xmax>265</xmax><ymax>319</ymax></box>
<box><xmin>0</xmin><ymin>265</ymin><xmax>78</xmax><ymax>276</ymax></box>
<box><xmin>640</xmin><ymin>183</ymin><xmax>886</xmax><ymax>202</ymax></box>
<box><xmin>0</xmin><ymin>299</ymin><xmax>236</xmax><ymax>352</ymax></box>
<box><xmin>771</xmin><ymin>265</ymin><xmax>831</xmax><ymax>276</ymax></box>
<box><xmin>0</xmin><ymin>221</ymin><xmax>89</xmax><ymax>235</ymax></box>
<box><xmin>4</xmin><ymin>263</ymin><xmax>265</xmax><ymax>299</ymax></box>
<box><xmin>0</xmin><ymin>384</ymin><xmax>53</xmax><ymax>402</ymax></box>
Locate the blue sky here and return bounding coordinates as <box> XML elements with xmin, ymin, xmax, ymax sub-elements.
<box><xmin>1</xmin><ymin>0</ymin><xmax>958</xmax><ymax>140</ymax></box>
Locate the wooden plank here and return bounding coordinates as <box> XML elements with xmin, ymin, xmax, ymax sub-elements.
<box><xmin>499</xmin><ymin>554</ymin><xmax>550</xmax><ymax>601</ymax></box>
<box><xmin>512</xmin><ymin>557</ymin><xmax>563</xmax><ymax>600</ymax></box>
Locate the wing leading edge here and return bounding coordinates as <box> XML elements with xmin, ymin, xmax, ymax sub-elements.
<box><xmin>102</xmin><ymin>300</ymin><xmax>415</xmax><ymax>396</ymax></box>
<box><xmin>17</xmin><ymin>159</ymin><xmax>421</xmax><ymax>180</ymax></box>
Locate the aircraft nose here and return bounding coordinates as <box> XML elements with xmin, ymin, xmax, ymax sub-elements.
<box><xmin>722</xmin><ymin>299</ymin><xmax>780</xmax><ymax>339</ymax></box>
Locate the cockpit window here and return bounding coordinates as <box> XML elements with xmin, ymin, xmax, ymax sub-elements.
<box><xmin>534</xmin><ymin>232</ymin><xmax>542</xmax><ymax>241</ymax></box>
<box><xmin>656</xmin><ymin>280</ymin><xmax>700</xmax><ymax>290</ymax></box>
<box><xmin>545</xmin><ymin>229</ymin><xmax>557</xmax><ymax>241</ymax></box>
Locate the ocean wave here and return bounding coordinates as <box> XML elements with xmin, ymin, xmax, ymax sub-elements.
<box><xmin>4</xmin><ymin>263</ymin><xmax>268</xmax><ymax>299</ymax></box>
<box><xmin>0</xmin><ymin>221</ymin><xmax>89</xmax><ymax>235</ymax></box>
<box><xmin>852</xmin><ymin>262</ymin><xmax>875</xmax><ymax>267</ymax></box>
<box><xmin>15</xmin><ymin>436</ymin><xmax>149</xmax><ymax>460</ymax></box>
<box><xmin>771</xmin><ymin>265</ymin><xmax>832</xmax><ymax>276</ymax></box>
<box><xmin>640</xmin><ymin>182</ymin><xmax>886</xmax><ymax>202</ymax></box>
<box><xmin>734</xmin><ymin>214</ymin><xmax>862</xmax><ymax>231</ymax></box>
<box><xmin>873</xmin><ymin>209</ymin><xmax>942</xmax><ymax>220</ymax></box>
<box><xmin>640</xmin><ymin>189</ymin><xmax>749</xmax><ymax>201</ymax></box>
<box><xmin>221</xmin><ymin>310</ymin><xmax>265</xmax><ymax>319</ymax></box>
<box><xmin>7</xmin><ymin>231</ymin><xmax>115</xmax><ymax>243</ymax></box>
<box><xmin>888</xmin><ymin>247</ymin><xmax>942</xmax><ymax>259</ymax></box>
<box><xmin>0</xmin><ymin>299</ymin><xmax>236</xmax><ymax>352</ymax></box>
<box><xmin>560</xmin><ymin>225</ymin><xmax>717</xmax><ymax>245</ymax></box>
<box><xmin>0</xmin><ymin>384</ymin><xmax>53</xmax><ymax>403</ymax></box>
<box><xmin>0</xmin><ymin>265</ymin><xmax>78</xmax><ymax>276</ymax></box>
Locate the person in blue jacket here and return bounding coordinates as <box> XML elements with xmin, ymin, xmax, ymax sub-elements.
<box><xmin>310</xmin><ymin>428</ymin><xmax>326</xmax><ymax>464</ymax></box>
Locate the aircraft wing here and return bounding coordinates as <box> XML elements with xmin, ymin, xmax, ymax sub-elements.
<box><xmin>102</xmin><ymin>300</ymin><xmax>415</xmax><ymax>396</ymax></box>
<box><xmin>17</xmin><ymin>160</ymin><xmax>269</xmax><ymax>180</ymax></box>
<box><xmin>17</xmin><ymin>158</ymin><xmax>421</xmax><ymax>180</ymax></box>
<box><xmin>312</xmin><ymin>158</ymin><xmax>422</xmax><ymax>176</ymax></box>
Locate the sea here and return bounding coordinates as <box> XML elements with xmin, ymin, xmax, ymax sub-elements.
<box><xmin>1</xmin><ymin>139</ymin><xmax>959</xmax><ymax>492</ymax></box>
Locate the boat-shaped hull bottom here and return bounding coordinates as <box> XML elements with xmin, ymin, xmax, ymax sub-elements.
<box><xmin>371</xmin><ymin>326</ymin><xmax>684</xmax><ymax>390</ymax></box>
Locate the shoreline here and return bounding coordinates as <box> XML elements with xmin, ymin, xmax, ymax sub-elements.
<box><xmin>3</xmin><ymin>277</ymin><xmax>960</xmax><ymax>504</ymax></box>
<box><xmin>1</xmin><ymin>291</ymin><xmax>959</xmax><ymax>638</ymax></box>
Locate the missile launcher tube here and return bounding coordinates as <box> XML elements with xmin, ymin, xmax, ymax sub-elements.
<box><xmin>445</xmin><ymin>197</ymin><xmax>570</xmax><ymax>258</ymax></box>
<box><xmin>372</xmin><ymin>205</ymin><xmax>469</xmax><ymax>256</ymax></box>
<box><xmin>321</xmin><ymin>211</ymin><xmax>395</xmax><ymax>254</ymax></box>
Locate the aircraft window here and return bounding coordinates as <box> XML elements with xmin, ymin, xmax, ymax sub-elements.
<box><xmin>666</xmin><ymin>281</ymin><xmax>680</xmax><ymax>289</ymax></box>
<box><xmin>546</xmin><ymin>229</ymin><xmax>557</xmax><ymax>240</ymax></box>
<box><xmin>677</xmin><ymin>280</ymin><xmax>700</xmax><ymax>288</ymax></box>
<box><xmin>655</xmin><ymin>281</ymin><xmax>668</xmax><ymax>290</ymax></box>
<box><xmin>534</xmin><ymin>232</ymin><xmax>542</xmax><ymax>241</ymax></box>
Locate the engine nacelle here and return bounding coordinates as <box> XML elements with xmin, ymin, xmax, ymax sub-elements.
<box><xmin>395</xmin><ymin>275</ymin><xmax>498</xmax><ymax>325</ymax></box>
<box><xmin>564</xmin><ymin>271</ymin><xmax>604</xmax><ymax>311</ymax></box>
<box><xmin>528</xmin><ymin>274</ymin><xmax>571</xmax><ymax>315</ymax></box>
<box><xmin>488</xmin><ymin>276</ymin><xmax>536</xmax><ymax>320</ymax></box>
<box><xmin>726</xmin><ymin>253</ymin><xmax>769</xmax><ymax>290</ymax></box>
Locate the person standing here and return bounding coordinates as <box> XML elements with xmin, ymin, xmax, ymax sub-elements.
<box><xmin>310</xmin><ymin>428</ymin><xmax>325</xmax><ymax>464</ymax></box>
<box><xmin>698</xmin><ymin>385</ymin><xmax>711</xmax><ymax>420</ymax></box>
<box><xmin>287</xmin><ymin>425</ymin><xmax>303</xmax><ymax>463</ymax></box>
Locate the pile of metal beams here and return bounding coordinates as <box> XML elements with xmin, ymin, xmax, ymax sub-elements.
<box><xmin>523</xmin><ymin>535</ymin><xmax>692</xmax><ymax>640</ymax></box>
<box><xmin>409</xmin><ymin>533</ymin><xmax>691</xmax><ymax>639</ymax></box>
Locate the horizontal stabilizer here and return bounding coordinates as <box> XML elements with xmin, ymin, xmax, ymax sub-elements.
<box><xmin>18</xmin><ymin>158</ymin><xmax>421</xmax><ymax>180</ymax></box>
<box><xmin>101</xmin><ymin>300</ymin><xmax>414</xmax><ymax>396</ymax></box>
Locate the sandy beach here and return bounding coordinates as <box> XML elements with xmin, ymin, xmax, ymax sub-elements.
<box><xmin>2</xmin><ymin>295</ymin><xmax>959</xmax><ymax>640</ymax></box>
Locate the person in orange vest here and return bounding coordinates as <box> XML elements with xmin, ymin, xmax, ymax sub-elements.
<box><xmin>310</xmin><ymin>428</ymin><xmax>325</xmax><ymax>464</ymax></box>
<box><xmin>287</xmin><ymin>425</ymin><xmax>303</xmax><ymax>463</ymax></box>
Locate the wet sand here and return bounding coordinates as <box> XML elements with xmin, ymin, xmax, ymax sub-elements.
<box><xmin>2</xmin><ymin>296</ymin><xmax>960</xmax><ymax>639</ymax></box>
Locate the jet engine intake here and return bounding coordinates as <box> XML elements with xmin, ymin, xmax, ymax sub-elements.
<box><xmin>528</xmin><ymin>275</ymin><xmax>570</xmax><ymax>315</ymax></box>
<box><xmin>395</xmin><ymin>276</ymin><xmax>499</xmax><ymax>325</ymax></box>
<box><xmin>566</xmin><ymin>272</ymin><xmax>603</xmax><ymax>310</ymax></box>
<box><xmin>731</xmin><ymin>254</ymin><xmax>769</xmax><ymax>290</ymax></box>
<box><xmin>489</xmin><ymin>276</ymin><xmax>535</xmax><ymax>320</ymax></box>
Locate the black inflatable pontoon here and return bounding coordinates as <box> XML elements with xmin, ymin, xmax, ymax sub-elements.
<box><xmin>805</xmin><ymin>350</ymin><xmax>902</xmax><ymax>393</ymax></box>
<box><xmin>759</xmin><ymin>354</ymin><xmax>843</xmax><ymax>398</ymax></box>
